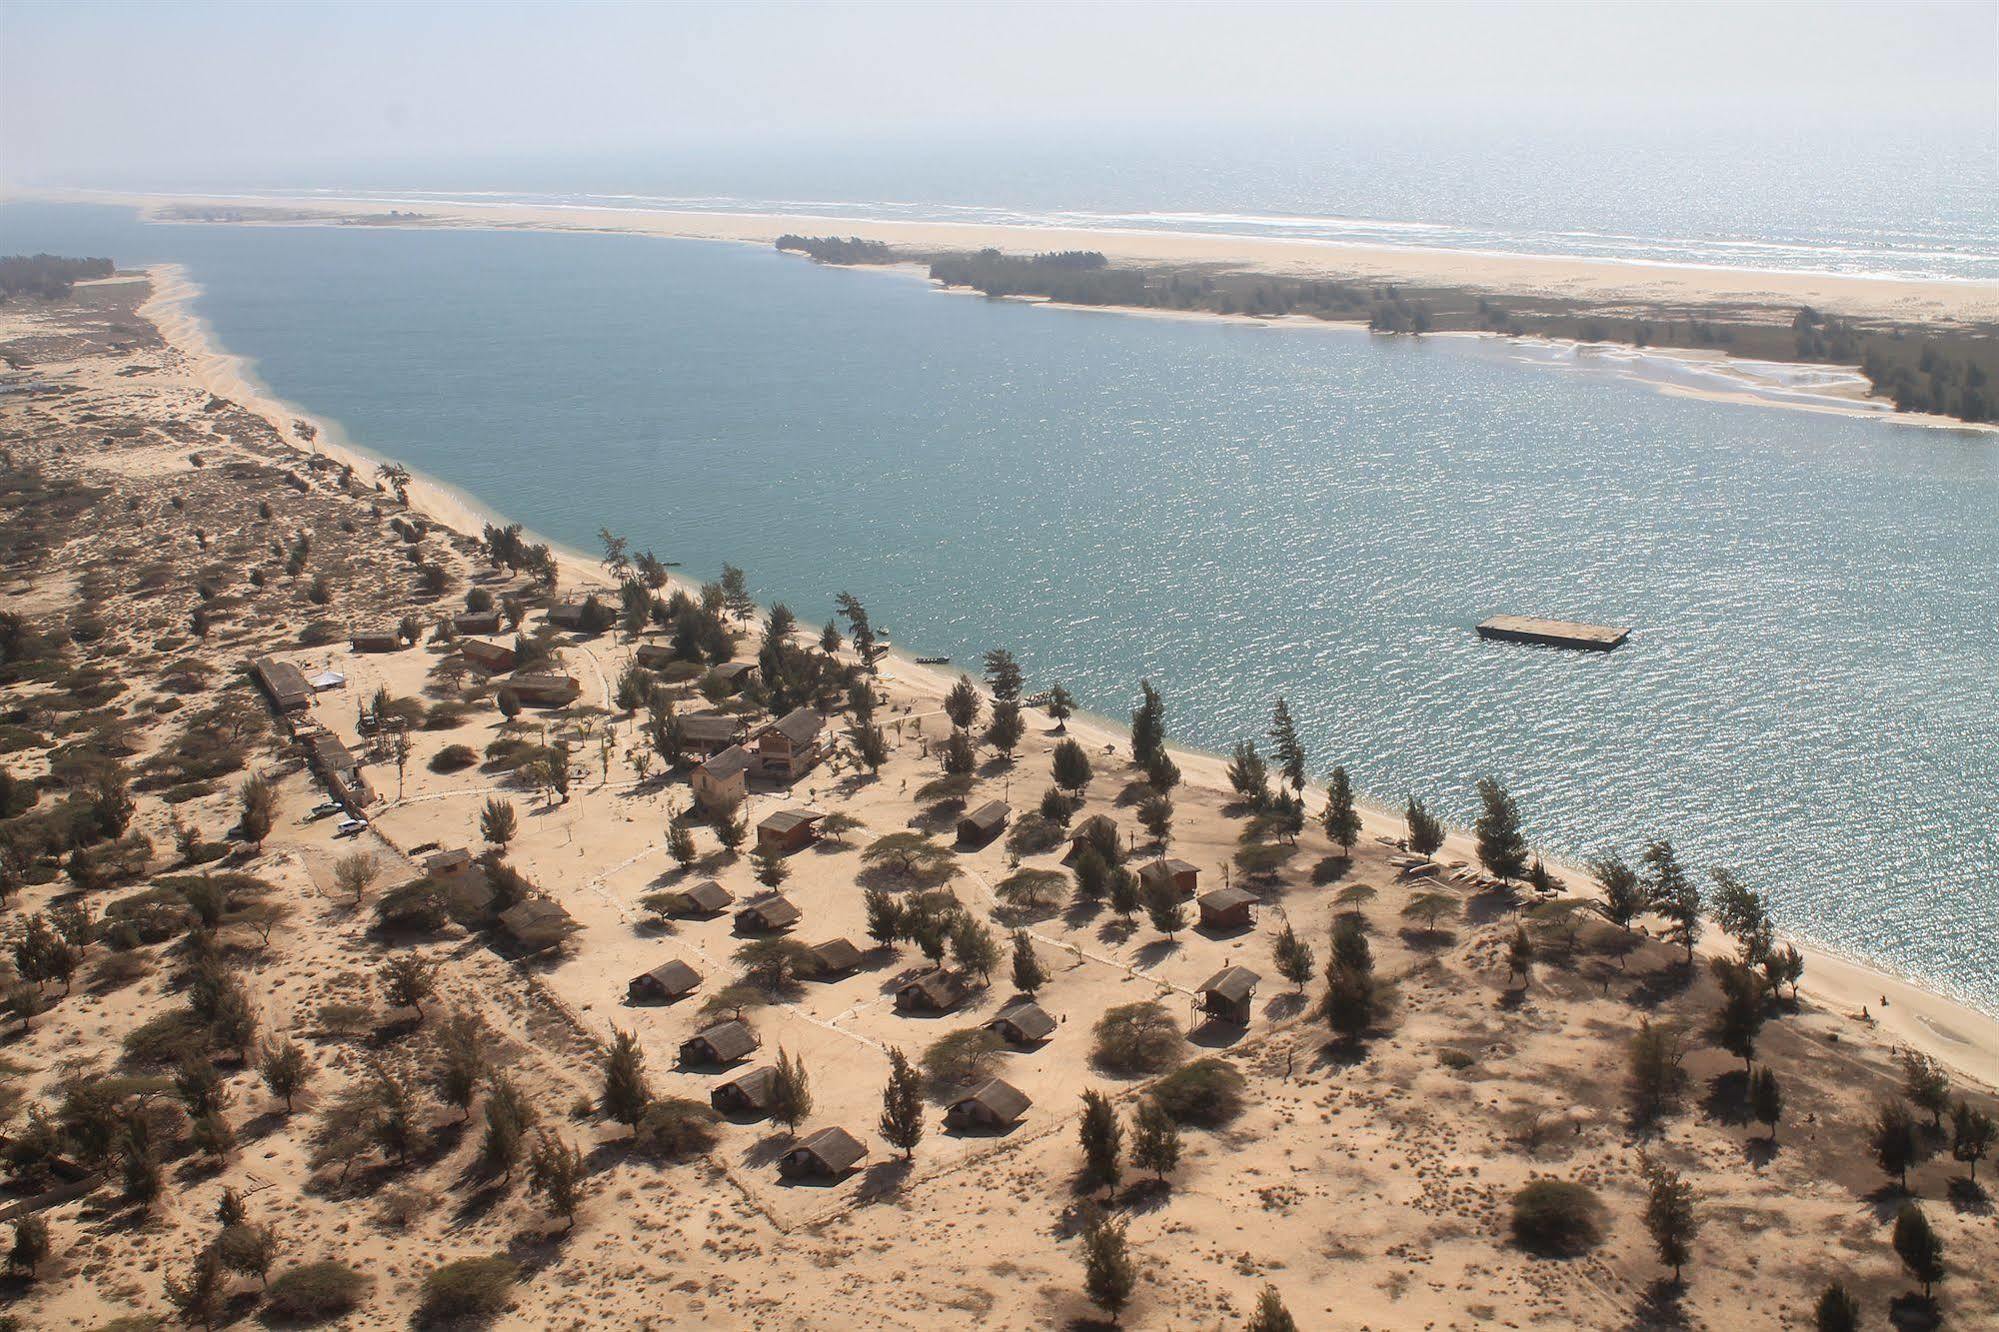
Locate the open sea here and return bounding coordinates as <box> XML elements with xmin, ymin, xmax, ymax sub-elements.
<box><xmin>3</xmin><ymin>200</ymin><xmax>1996</xmax><ymax>1012</ymax></box>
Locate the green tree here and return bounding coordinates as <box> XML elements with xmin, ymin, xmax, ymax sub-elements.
<box><xmin>863</xmin><ymin>887</ymin><xmax>904</xmax><ymax>950</ymax></box>
<box><xmin>1710</xmin><ymin>867</ymin><xmax>1772</xmax><ymax>965</ymax></box>
<box><xmin>1322</xmin><ymin>767</ymin><xmax>1361</xmax><ymax>857</ymax></box>
<box><xmin>527</xmin><ymin>1131</ymin><xmax>586</xmax><ymax>1230</ymax></box>
<box><xmin>878</xmin><ymin>1047</ymin><xmax>924</xmax><ymax>1160</ymax></box>
<box><xmin>600</xmin><ymin>1027</ymin><xmax>652</xmax><ymax>1127</ymax></box>
<box><xmin>1749</xmin><ymin>1066</ymin><xmax>1783</xmax><ymax>1142</ymax></box>
<box><xmin>1052</xmin><ymin>738</ymin><xmax>1093</xmax><ymax>794</ymax></box>
<box><xmin>1892</xmin><ymin>1202</ymin><xmax>1943</xmax><ymax>1300</ymax></box>
<box><xmin>1473</xmin><ymin>778</ymin><xmax>1527</xmax><ymax>883</ymax></box>
<box><xmin>1899</xmin><ymin>1049</ymin><xmax>1951</xmax><ymax>1128</ymax></box>
<box><xmin>1142</xmin><ymin>873</ymin><xmax>1186</xmax><ymax>939</ymax></box>
<box><xmin>1813</xmin><ymin>1282</ymin><xmax>1860</xmax><ymax>1332</ymax></box>
<box><xmin>381</xmin><ymin>954</ymin><xmax>439</xmax><ymax>1019</ymax></box>
<box><xmin>771</xmin><ymin>1047</ymin><xmax>812</xmax><ymax>1137</ymax></box>
<box><xmin>1080</xmin><ymin>1212</ymin><xmax>1137</xmax><ymax>1323</ymax></box>
<box><xmin>950</xmin><ymin>914</ymin><xmax>1001</xmax><ymax>983</ymax></box>
<box><xmin>1506</xmin><ymin>924</ymin><xmax>1535</xmax><ymax>990</ymax></box>
<box><xmin>667</xmin><ymin>820</ymin><xmax>698</xmax><ymax>868</ymax></box>
<box><xmin>1136</xmin><ymin>792</ymin><xmax>1173</xmax><ymax>848</ymax></box>
<box><xmin>1225</xmin><ymin>740</ymin><xmax>1270</xmax><ymax>808</ymax></box>
<box><xmin>751</xmin><ymin>845</ymin><xmax>790</xmax><ymax>889</ymax></box>
<box><xmin>943</xmin><ymin>674</ymin><xmax>983</xmax><ymax>731</ymax></box>
<box><xmin>982</xmin><ymin>648</ymin><xmax>1023</xmax><ymax>702</ymax></box>
<box><xmin>985</xmin><ymin>699</ymin><xmax>1025</xmax><ymax>759</ymax></box>
<box><xmin>238</xmin><ymin>774</ymin><xmax>276</xmax><ymax>852</ymax></box>
<box><xmin>479</xmin><ymin>797</ymin><xmax>518</xmax><ymax>848</ymax></box>
<box><xmin>1130</xmin><ymin>1097</ymin><xmax>1181</xmax><ymax>1181</ymax></box>
<box><xmin>481</xmin><ymin>1073</ymin><xmax>536</xmax><ymax>1182</ymax></box>
<box><xmin>7</xmin><ymin>1214</ymin><xmax>49</xmax><ymax>1279</ymax></box>
<box><xmin>1591</xmin><ymin>855</ymin><xmax>1645</xmax><ymax>935</ymax></box>
<box><xmin>1272</xmin><ymin>920</ymin><xmax>1315</xmax><ymax>990</ymax></box>
<box><xmin>1951</xmin><ymin>1099</ymin><xmax>1997</xmax><ymax>1179</ymax></box>
<box><xmin>1872</xmin><ymin>1101</ymin><xmax>1922</xmax><ymax>1190</ymax></box>
<box><xmin>1711</xmin><ymin>960</ymin><xmax>1765</xmax><ymax>1074</ymax></box>
<box><xmin>1245</xmin><ymin>1285</ymin><xmax>1299</xmax><ymax>1332</ymax></box>
<box><xmin>1267</xmin><ymin>697</ymin><xmax>1306</xmax><ymax>792</ymax></box>
<box><xmin>1010</xmin><ymin>930</ymin><xmax>1048</xmax><ymax>995</ymax></box>
<box><xmin>1641</xmin><ymin>1158</ymin><xmax>1698</xmax><ymax>1283</ymax></box>
<box><xmin>165</xmin><ymin>1246</ymin><xmax>227</xmax><ymax>1330</ymax></box>
<box><xmin>1079</xmin><ymin>1088</ymin><xmax>1123</xmax><ymax>1194</ymax></box>
<box><xmin>1044</xmin><ymin>682</ymin><xmax>1075</xmax><ymax>732</ymax></box>
<box><xmin>1404</xmin><ymin>793</ymin><xmax>1445</xmax><ymax>857</ymax></box>
<box><xmin>1130</xmin><ymin>680</ymin><xmax>1166</xmax><ymax>768</ymax></box>
<box><xmin>1643</xmin><ymin>839</ymin><xmax>1701</xmax><ymax>962</ymax></box>
<box><xmin>1106</xmin><ymin>866</ymin><xmax>1141</xmax><ymax>921</ymax></box>
<box><xmin>1628</xmin><ymin>1018</ymin><xmax>1686</xmax><ymax>1125</ymax></box>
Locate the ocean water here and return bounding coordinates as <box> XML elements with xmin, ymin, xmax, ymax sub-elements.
<box><xmin>4</xmin><ymin>203</ymin><xmax>1997</xmax><ymax>1010</ymax></box>
<box><xmin>62</xmin><ymin>120</ymin><xmax>1999</xmax><ymax>282</ymax></box>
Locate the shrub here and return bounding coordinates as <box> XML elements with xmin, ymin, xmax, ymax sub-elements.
<box><xmin>374</xmin><ymin>883</ymin><xmax>450</xmax><ymax>934</ymax></box>
<box><xmin>419</xmin><ymin>1255</ymin><xmax>518</xmax><ymax>1324</ymax></box>
<box><xmin>267</xmin><ymin>1259</ymin><xmax>373</xmax><ymax>1321</ymax></box>
<box><xmin>1510</xmin><ymin>1179</ymin><xmax>1606</xmax><ymax>1256</ymax></box>
<box><xmin>1091</xmin><ymin>1001</ymin><xmax>1184</xmax><ymax>1077</ymax></box>
<box><xmin>632</xmin><ymin>1097</ymin><xmax>721</xmax><ymax>1160</ymax></box>
<box><xmin>1147</xmin><ymin>1057</ymin><xmax>1246</xmax><ymax>1127</ymax></box>
<box><xmin>428</xmin><ymin>744</ymin><xmax>477</xmax><ymax>773</ymax></box>
<box><xmin>920</xmin><ymin>1027</ymin><xmax>1005</xmax><ymax>1098</ymax></box>
<box><xmin>1005</xmin><ymin>811</ymin><xmax>1064</xmax><ymax>857</ymax></box>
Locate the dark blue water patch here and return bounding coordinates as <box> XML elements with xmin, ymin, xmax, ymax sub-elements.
<box><xmin>4</xmin><ymin>202</ymin><xmax>1995</xmax><ymax>1009</ymax></box>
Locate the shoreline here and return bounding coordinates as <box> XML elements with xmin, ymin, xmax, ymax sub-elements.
<box><xmin>34</xmin><ymin>186</ymin><xmax>1999</xmax><ymax>328</ymax></box>
<box><xmin>139</xmin><ymin>263</ymin><xmax>1999</xmax><ymax>1084</ymax></box>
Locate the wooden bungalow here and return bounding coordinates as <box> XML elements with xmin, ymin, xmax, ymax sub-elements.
<box><xmin>628</xmin><ymin>958</ymin><xmax>702</xmax><ymax>1004</ymax></box>
<box><xmin>664</xmin><ymin>878</ymin><xmax>733</xmax><ymax>917</ymax></box>
<box><xmin>679</xmin><ymin>1019</ymin><xmax>761</xmax><ymax>1067</ymax></box>
<box><xmin>302</xmin><ymin>730</ymin><xmax>374</xmax><ymax>810</ymax></box>
<box><xmin>945</xmin><ymin>1078</ymin><xmax>1032</xmax><ymax>1131</ymax></box>
<box><xmin>1139</xmin><ymin>858</ymin><xmax>1200</xmax><ymax>902</ymax></box>
<box><xmin>633</xmin><ymin>643</ymin><xmax>678</xmax><ymax>670</ymax></box>
<box><xmin>781</xmin><ymin>1126</ymin><xmax>867</xmax><ymax>1180</ymax></box>
<box><xmin>498</xmin><ymin>898</ymin><xmax>578</xmax><ymax>952</ymax></box>
<box><xmin>426</xmin><ymin>850</ymin><xmax>493</xmax><ymax>919</ymax></box>
<box><xmin>1198</xmin><ymin>886</ymin><xmax>1258</xmax><ymax>932</ymax></box>
<box><xmin>755</xmin><ymin>707</ymin><xmax>825</xmax><ymax>780</ymax></box>
<box><xmin>458</xmin><ymin>636</ymin><xmax>517</xmax><ymax>673</ymax></box>
<box><xmin>453</xmin><ymin>609</ymin><xmax>502</xmax><ymax>636</ymax></box>
<box><xmin>1196</xmin><ymin>965</ymin><xmax>1261</xmax><ymax>1025</ymax></box>
<box><xmin>985</xmin><ymin>1000</ymin><xmax>1058</xmax><ymax>1046</ymax></box>
<box><xmin>681</xmin><ymin>712</ymin><xmax>746</xmax><ymax>757</ymax></box>
<box><xmin>895</xmin><ymin>968</ymin><xmax>966</xmax><ymax>1014</ymax></box>
<box><xmin>251</xmin><ymin>657</ymin><xmax>312</xmax><ymax>712</ymax></box>
<box><xmin>710</xmin><ymin>1065</ymin><xmax>778</xmax><ymax>1116</ymax></box>
<box><xmin>1065</xmin><ymin>814</ymin><xmax>1123</xmax><ymax>865</ymax></box>
<box><xmin>956</xmin><ymin>800</ymin><xmax>1010</xmax><ymax>847</ymax></box>
<box><xmin>756</xmin><ymin>808</ymin><xmax>823</xmax><ymax>855</ymax></box>
<box><xmin>500</xmin><ymin>672</ymin><xmax>582</xmax><ymax>708</ymax></box>
<box><xmin>705</xmin><ymin>661</ymin><xmax>760</xmax><ymax>695</ymax></box>
<box><xmin>349</xmin><ymin>628</ymin><xmax>403</xmax><ymax>653</ymax></box>
<box><xmin>693</xmin><ymin>745</ymin><xmax>756</xmax><ymax>813</ymax></box>
<box><xmin>544</xmin><ymin>599</ymin><xmax>593</xmax><ymax>631</ymax></box>
<box><xmin>734</xmin><ymin>893</ymin><xmax>802</xmax><ymax>934</ymax></box>
<box><xmin>809</xmin><ymin>937</ymin><xmax>864</xmax><ymax>977</ymax></box>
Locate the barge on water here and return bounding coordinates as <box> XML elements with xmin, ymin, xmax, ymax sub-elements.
<box><xmin>1476</xmin><ymin>615</ymin><xmax>1630</xmax><ymax>652</ymax></box>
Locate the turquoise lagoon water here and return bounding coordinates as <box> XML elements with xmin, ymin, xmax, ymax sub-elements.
<box><xmin>3</xmin><ymin>203</ymin><xmax>1995</xmax><ymax>1009</ymax></box>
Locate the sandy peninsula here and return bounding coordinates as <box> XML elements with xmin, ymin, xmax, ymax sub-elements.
<box><xmin>1</xmin><ymin>269</ymin><xmax>1995</xmax><ymax>1331</ymax></box>
<box><xmin>36</xmin><ymin>186</ymin><xmax>1999</xmax><ymax>330</ymax></box>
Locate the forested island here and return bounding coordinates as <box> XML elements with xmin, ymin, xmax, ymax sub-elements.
<box><xmin>776</xmin><ymin>237</ymin><xmax>1998</xmax><ymax>424</ymax></box>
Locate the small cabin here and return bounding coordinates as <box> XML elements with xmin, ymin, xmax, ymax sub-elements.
<box><xmin>458</xmin><ymin>637</ymin><xmax>518</xmax><ymax>673</ymax></box>
<box><xmin>1197</xmin><ymin>965</ymin><xmax>1261</xmax><ymax>1025</ymax></box>
<box><xmin>809</xmin><ymin>938</ymin><xmax>864</xmax><ymax>977</ymax></box>
<box><xmin>956</xmin><ymin>800</ymin><xmax>1010</xmax><ymax>847</ymax></box>
<box><xmin>757</xmin><ymin>809</ymin><xmax>823</xmax><ymax>856</ymax></box>
<box><xmin>986</xmin><ymin>1000</ymin><xmax>1058</xmax><ymax>1047</ymax></box>
<box><xmin>705</xmin><ymin>661</ymin><xmax>760</xmax><ymax>696</ymax></box>
<box><xmin>1065</xmin><ymin>814</ymin><xmax>1123</xmax><ymax>865</ymax></box>
<box><xmin>453</xmin><ymin>610</ymin><xmax>502</xmax><ymax>636</ymax></box>
<box><xmin>693</xmin><ymin>745</ymin><xmax>756</xmax><ymax>813</ymax></box>
<box><xmin>349</xmin><ymin>628</ymin><xmax>403</xmax><ymax>653</ymax></box>
<box><xmin>498</xmin><ymin>898</ymin><xmax>578</xmax><ymax>953</ymax></box>
<box><xmin>895</xmin><ymin>968</ymin><xmax>966</xmax><ymax>1014</ymax></box>
<box><xmin>251</xmin><ymin>657</ymin><xmax>312</xmax><ymax>712</ymax></box>
<box><xmin>781</xmin><ymin>1126</ymin><xmax>868</xmax><ymax>1180</ymax></box>
<box><xmin>679</xmin><ymin>1019</ymin><xmax>761</xmax><ymax>1067</ymax></box>
<box><xmin>681</xmin><ymin>712</ymin><xmax>746</xmax><ymax>757</ymax></box>
<box><xmin>735</xmin><ymin>893</ymin><xmax>802</xmax><ymax>934</ymax></box>
<box><xmin>628</xmin><ymin>958</ymin><xmax>702</xmax><ymax>1004</ymax></box>
<box><xmin>710</xmin><ymin>1065</ymin><xmax>778</xmax><ymax>1116</ymax></box>
<box><xmin>501</xmin><ymin>672</ymin><xmax>582</xmax><ymax>708</ymax></box>
<box><xmin>946</xmin><ymin>1078</ymin><xmax>1032</xmax><ymax>1131</ymax></box>
<box><xmin>634</xmin><ymin>643</ymin><xmax>678</xmax><ymax>671</ymax></box>
<box><xmin>755</xmin><ymin>707</ymin><xmax>825</xmax><ymax>780</ymax></box>
<box><xmin>1139</xmin><ymin>858</ymin><xmax>1200</xmax><ymax>902</ymax></box>
<box><xmin>1197</xmin><ymin>886</ymin><xmax>1257</xmax><ymax>932</ymax></box>
<box><xmin>665</xmin><ymin>879</ymin><xmax>734</xmax><ymax>917</ymax></box>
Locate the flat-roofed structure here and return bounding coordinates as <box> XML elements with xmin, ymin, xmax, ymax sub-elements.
<box><xmin>1476</xmin><ymin>616</ymin><xmax>1629</xmax><ymax>651</ymax></box>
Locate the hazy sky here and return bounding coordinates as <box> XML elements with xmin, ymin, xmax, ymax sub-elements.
<box><xmin>3</xmin><ymin>1</ymin><xmax>1993</xmax><ymax>184</ymax></box>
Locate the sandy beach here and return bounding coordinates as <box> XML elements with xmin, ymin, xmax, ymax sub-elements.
<box><xmin>3</xmin><ymin>266</ymin><xmax>1995</xmax><ymax>1331</ymax></box>
<box><xmin>36</xmin><ymin>186</ymin><xmax>1999</xmax><ymax>329</ymax></box>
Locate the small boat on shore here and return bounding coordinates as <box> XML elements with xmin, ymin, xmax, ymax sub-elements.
<box><xmin>913</xmin><ymin>655</ymin><xmax>951</xmax><ymax>665</ymax></box>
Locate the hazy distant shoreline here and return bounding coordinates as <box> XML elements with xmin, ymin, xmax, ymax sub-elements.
<box><xmin>29</xmin><ymin>186</ymin><xmax>1999</xmax><ymax>330</ymax></box>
